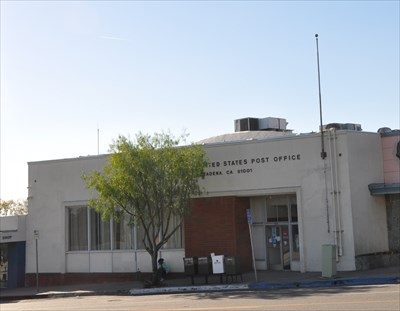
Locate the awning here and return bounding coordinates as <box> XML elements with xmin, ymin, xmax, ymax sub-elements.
<box><xmin>368</xmin><ymin>183</ymin><xmax>400</xmax><ymax>196</ymax></box>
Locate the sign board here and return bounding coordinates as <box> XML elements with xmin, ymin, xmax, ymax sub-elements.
<box><xmin>34</xmin><ymin>230</ymin><xmax>39</xmax><ymax>240</ymax></box>
<box><xmin>246</xmin><ymin>209</ymin><xmax>252</xmax><ymax>224</ymax></box>
<box><xmin>0</xmin><ymin>216</ymin><xmax>26</xmax><ymax>243</ymax></box>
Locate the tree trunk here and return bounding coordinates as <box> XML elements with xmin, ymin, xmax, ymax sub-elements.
<box><xmin>151</xmin><ymin>251</ymin><xmax>159</xmax><ymax>285</ymax></box>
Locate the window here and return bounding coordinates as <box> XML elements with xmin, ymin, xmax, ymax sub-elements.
<box><xmin>67</xmin><ymin>207</ymin><xmax>113</xmax><ymax>251</ymax></box>
<box><xmin>266</xmin><ymin>204</ymin><xmax>288</xmax><ymax>222</ymax></box>
<box><xmin>67</xmin><ymin>206</ymin><xmax>88</xmax><ymax>251</ymax></box>
<box><xmin>133</xmin><ymin>222</ymin><xmax>144</xmax><ymax>250</ymax></box>
<box><xmin>136</xmin><ymin>215</ymin><xmax>184</xmax><ymax>250</ymax></box>
<box><xmin>291</xmin><ymin>225</ymin><xmax>300</xmax><ymax>260</ymax></box>
<box><xmin>162</xmin><ymin>215</ymin><xmax>183</xmax><ymax>249</ymax></box>
<box><xmin>113</xmin><ymin>214</ymin><xmax>134</xmax><ymax>250</ymax></box>
<box><xmin>66</xmin><ymin>206</ymin><xmax>182</xmax><ymax>251</ymax></box>
<box><xmin>291</xmin><ymin>204</ymin><xmax>298</xmax><ymax>222</ymax></box>
<box><xmin>90</xmin><ymin>209</ymin><xmax>111</xmax><ymax>250</ymax></box>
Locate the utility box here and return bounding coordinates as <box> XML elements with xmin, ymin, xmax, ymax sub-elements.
<box><xmin>321</xmin><ymin>245</ymin><xmax>337</xmax><ymax>278</ymax></box>
<box><xmin>211</xmin><ymin>255</ymin><xmax>224</xmax><ymax>274</ymax></box>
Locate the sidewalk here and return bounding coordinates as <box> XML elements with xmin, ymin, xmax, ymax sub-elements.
<box><xmin>1</xmin><ymin>265</ymin><xmax>399</xmax><ymax>301</ymax></box>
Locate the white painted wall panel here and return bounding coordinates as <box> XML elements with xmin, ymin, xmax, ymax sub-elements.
<box><xmin>66</xmin><ymin>253</ymin><xmax>90</xmax><ymax>273</ymax></box>
<box><xmin>90</xmin><ymin>252</ymin><xmax>112</xmax><ymax>272</ymax></box>
<box><xmin>112</xmin><ymin>252</ymin><xmax>136</xmax><ymax>272</ymax></box>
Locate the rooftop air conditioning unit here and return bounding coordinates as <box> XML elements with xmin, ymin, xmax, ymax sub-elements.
<box><xmin>258</xmin><ymin>117</ymin><xmax>287</xmax><ymax>131</ymax></box>
<box><xmin>324</xmin><ymin>123</ymin><xmax>362</xmax><ymax>131</ymax></box>
<box><xmin>234</xmin><ymin>118</ymin><xmax>259</xmax><ymax>132</ymax></box>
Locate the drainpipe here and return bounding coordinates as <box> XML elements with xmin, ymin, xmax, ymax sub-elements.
<box><xmin>328</xmin><ymin>128</ymin><xmax>344</xmax><ymax>260</ymax></box>
<box><xmin>327</xmin><ymin>129</ymin><xmax>339</xmax><ymax>261</ymax></box>
<box><xmin>331</xmin><ymin>129</ymin><xmax>343</xmax><ymax>257</ymax></box>
<box><xmin>323</xmin><ymin>148</ymin><xmax>331</xmax><ymax>233</ymax></box>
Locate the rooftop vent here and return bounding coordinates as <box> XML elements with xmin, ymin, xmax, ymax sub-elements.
<box><xmin>377</xmin><ymin>127</ymin><xmax>392</xmax><ymax>134</ymax></box>
<box><xmin>234</xmin><ymin>117</ymin><xmax>287</xmax><ymax>132</ymax></box>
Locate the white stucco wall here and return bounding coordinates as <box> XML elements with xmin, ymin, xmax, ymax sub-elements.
<box><xmin>26</xmin><ymin>155</ymin><xmax>108</xmax><ymax>274</ymax></box>
<box><xmin>345</xmin><ymin>132</ymin><xmax>388</xmax><ymax>256</ymax></box>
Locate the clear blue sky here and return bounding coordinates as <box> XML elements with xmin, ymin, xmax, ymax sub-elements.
<box><xmin>1</xmin><ymin>0</ymin><xmax>399</xmax><ymax>200</ymax></box>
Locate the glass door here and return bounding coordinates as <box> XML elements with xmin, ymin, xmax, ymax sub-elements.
<box><xmin>266</xmin><ymin>226</ymin><xmax>281</xmax><ymax>270</ymax></box>
<box><xmin>281</xmin><ymin>226</ymin><xmax>290</xmax><ymax>270</ymax></box>
<box><xmin>266</xmin><ymin>225</ymin><xmax>290</xmax><ymax>270</ymax></box>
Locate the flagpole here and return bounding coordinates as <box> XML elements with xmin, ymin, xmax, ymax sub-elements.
<box><xmin>315</xmin><ymin>34</ymin><xmax>327</xmax><ymax>159</ymax></box>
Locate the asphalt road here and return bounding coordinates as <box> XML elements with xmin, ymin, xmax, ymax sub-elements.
<box><xmin>1</xmin><ymin>284</ymin><xmax>399</xmax><ymax>311</ymax></box>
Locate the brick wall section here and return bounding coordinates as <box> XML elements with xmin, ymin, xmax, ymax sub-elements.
<box><xmin>185</xmin><ymin>196</ymin><xmax>252</xmax><ymax>271</ymax></box>
<box><xmin>234</xmin><ymin>197</ymin><xmax>253</xmax><ymax>270</ymax></box>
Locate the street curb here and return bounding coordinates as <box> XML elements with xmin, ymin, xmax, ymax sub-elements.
<box><xmin>129</xmin><ymin>284</ymin><xmax>249</xmax><ymax>296</ymax></box>
<box><xmin>129</xmin><ymin>276</ymin><xmax>400</xmax><ymax>295</ymax></box>
<box><xmin>248</xmin><ymin>277</ymin><xmax>399</xmax><ymax>290</ymax></box>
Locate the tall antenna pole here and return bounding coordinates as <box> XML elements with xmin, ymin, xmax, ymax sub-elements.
<box><xmin>97</xmin><ymin>127</ymin><xmax>100</xmax><ymax>155</ymax></box>
<box><xmin>315</xmin><ymin>34</ymin><xmax>327</xmax><ymax>159</ymax></box>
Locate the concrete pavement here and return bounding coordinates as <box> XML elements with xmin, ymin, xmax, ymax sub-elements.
<box><xmin>1</xmin><ymin>265</ymin><xmax>399</xmax><ymax>301</ymax></box>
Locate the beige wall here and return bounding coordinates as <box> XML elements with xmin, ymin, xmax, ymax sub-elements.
<box><xmin>345</xmin><ymin>132</ymin><xmax>389</xmax><ymax>256</ymax></box>
<box><xmin>26</xmin><ymin>155</ymin><xmax>108</xmax><ymax>274</ymax></box>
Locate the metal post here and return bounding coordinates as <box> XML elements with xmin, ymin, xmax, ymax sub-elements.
<box><xmin>248</xmin><ymin>223</ymin><xmax>258</xmax><ymax>282</ymax></box>
<box><xmin>315</xmin><ymin>34</ymin><xmax>327</xmax><ymax>159</ymax></box>
<box><xmin>35</xmin><ymin>239</ymin><xmax>38</xmax><ymax>292</ymax></box>
<box><xmin>246</xmin><ymin>209</ymin><xmax>257</xmax><ymax>282</ymax></box>
<box><xmin>34</xmin><ymin>230</ymin><xmax>39</xmax><ymax>292</ymax></box>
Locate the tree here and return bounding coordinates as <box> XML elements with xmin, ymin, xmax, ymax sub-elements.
<box><xmin>82</xmin><ymin>132</ymin><xmax>207</xmax><ymax>284</ymax></box>
<box><xmin>0</xmin><ymin>199</ymin><xmax>28</xmax><ymax>216</ymax></box>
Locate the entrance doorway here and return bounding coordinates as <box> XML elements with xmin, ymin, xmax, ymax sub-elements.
<box><xmin>0</xmin><ymin>242</ymin><xmax>25</xmax><ymax>288</ymax></box>
<box><xmin>250</xmin><ymin>194</ymin><xmax>300</xmax><ymax>271</ymax></box>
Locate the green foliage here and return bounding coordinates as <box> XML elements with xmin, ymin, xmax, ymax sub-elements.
<box><xmin>0</xmin><ymin>199</ymin><xmax>28</xmax><ymax>216</ymax></box>
<box><xmin>82</xmin><ymin>132</ymin><xmax>207</xmax><ymax>273</ymax></box>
